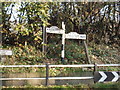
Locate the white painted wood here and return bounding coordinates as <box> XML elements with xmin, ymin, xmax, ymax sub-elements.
<box><xmin>0</xmin><ymin>77</ymin><xmax>93</xmax><ymax>80</ymax></box>
<box><xmin>61</xmin><ymin>22</ymin><xmax>65</xmax><ymax>60</ymax></box>
<box><xmin>0</xmin><ymin>50</ymin><xmax>12</xmax><ymax>55</ymax></box>
<box><xmin>0</xmin><ymin>78</ymin><xmax>46</xmax><ymax>80</ymax></box>
<box><xmin>0</xmin><ymin>65</ymin><xmax>46</xmax><ymax>68</ymax></box>
<box><xmin>65</xmin><ymin>32</ymin><xmax>86</xmax><ymax>39</ymax></box>
<box><xmin>97</xmin><ymin>64</ymin><xmax>120</xmax><ymax>67</ymax></box>
<box><xmin>0</xmin><ymin>64</ymin><xmax>94</xmax><ymax>68</ymax></box>
<box><xmin>49</xmin><ymin>77</ymin><xmax>93</xmax><ymax>80</ymax></box>
<box><xmin>62</xmin><ymin>22</ymin><xmax>65</xmax><ymax>30</ymax></box>
<box><xmin>46</xmin><ymin>29</ymin><xmax>64</xmax><ymax>34</ymax></box>
<box><xmin>49</xmin><ymin>64</ymin><xmax>95</xmax><ymax>67</ymax></box>
<box><xmin>0</xmin><ymin>64</ymin><xmax>120</xmax><ymax>68</ymax></box>
<box><xmin>46</xmin><ymin>26</ymin><xmax>64</xmax><ymax>34</ymax></box>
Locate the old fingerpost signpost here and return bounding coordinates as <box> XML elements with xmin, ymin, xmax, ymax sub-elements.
<box><xmin>42</xmin><ymin>22</ymin><xmax>91</xmax><ymax>64</ymax></box>
<box><xmin>65</xmin><ymin>32</ymin><xmax>91</xmax><ymax>64</ymax></box>
<box><xmin>43</xmin><ymin>22</ymin><xmax>65</xmax><ymax>64</ymax></box>
<box><xmin>94</xmin><ymin>71</ymin><xmax>120</xmax><ymax>83</ymax></box>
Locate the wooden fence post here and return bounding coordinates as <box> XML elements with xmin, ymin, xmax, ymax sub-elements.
<box><xmin>93</xmin><ymin>63</ymin><xmax>97</xmax><ymax>83</ymax></box>
<box><xmin>94</xmin><ymin>63</ymin><xmax>97</xmax><ymax>72</ymax></box>
<box><xmin>42</xmin><ymin>26</ymin><xmax>47</xmax><ymax>55</ymax></box>
<box><xmin>83</xmin><ymin>40</ymin><xmax>91</xmax><ymax>64</ymax></box>
<box><xmin>45</xmin><ymin>63</ymin><xmax>49</xmax><ymax>86</ymax></box>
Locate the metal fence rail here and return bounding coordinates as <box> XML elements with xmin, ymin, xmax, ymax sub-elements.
<box><xmin>0</xmin><ymin>64</ymin><xmax>120</xmax><ymax>68</ymax></box>
<box><xmin>0</xmin><ymin>65</ymin><xmax>46</xmax><ymax>68</ymax></box>
<box><xmin>0</xmin><ymin>77</ymin><xmax>94</xmax><ymax>80</ymax></box>
<box><xmin>0</xmin><ymin>64</ymin><xmax>120</xmax><ymax>86</ymax></box>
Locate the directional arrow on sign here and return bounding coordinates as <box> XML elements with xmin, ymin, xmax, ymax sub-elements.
<box><xmin>94</xmin><ymin>72</ymin><xmax>120</xmax><ymax>83</ymax></box>
<box><xmin>112</xmin><ymin>72</ymin><xmax>119</xmax><ymax>82</ymax></box>
<box><xmin>99</xmin><ymin>72</ymin><xmax>107</xmax><ymax>82</ymax></box>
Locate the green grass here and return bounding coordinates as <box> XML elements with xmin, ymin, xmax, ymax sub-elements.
<box><xmin>92</xmin><ymin>82</ymin><xmax>120</xmax><ymax>89</ymax></box>
<box><xmin>2</xmin><ymin>82</ymin><xmax>120</xmax><ymax>89</ymax></box>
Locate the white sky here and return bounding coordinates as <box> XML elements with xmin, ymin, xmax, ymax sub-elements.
<box><xmin>9</xmin><ymin>3</ymin><xmax>20</xmax><ymax>22</ymax></box>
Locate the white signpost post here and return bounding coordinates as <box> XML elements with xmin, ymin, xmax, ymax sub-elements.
<box><xmin>61</xmin><ymin>22</ymin><xmax>65</xmax><ymax>64</ymax></box>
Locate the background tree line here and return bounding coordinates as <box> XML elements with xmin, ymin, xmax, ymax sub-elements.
<box><xmin>1</xmin><ymin>2</ymin><xmax>120</xmax><ymax>48</ymax></box>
